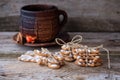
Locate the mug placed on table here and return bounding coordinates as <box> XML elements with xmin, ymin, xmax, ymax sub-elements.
<box><xmin>20</xmin><ymin>4</ymin><xmax>67</xmax><ymax>42</ymax></box>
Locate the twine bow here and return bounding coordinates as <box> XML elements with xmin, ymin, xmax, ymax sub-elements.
<box><xmin>55</xmin><ymin>35</ymin><xmax>83</xmax><ymax>46</ymax></box>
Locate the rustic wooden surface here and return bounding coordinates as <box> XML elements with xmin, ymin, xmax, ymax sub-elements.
<box><xmin>0</xmin><ymin>56</ymin><xmax>120</xmax><ymax>80</ymax></box>
<box><xmin>0</xmin><ymin>32</ymin><xmax>120</xmax><ymax>80</ymax></box>
<box><xmin>0</xmin><ymin>32</ymin><xmax>120</xmax><ymax>56</ymax></box>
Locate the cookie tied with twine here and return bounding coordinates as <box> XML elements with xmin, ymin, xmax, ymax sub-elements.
<box><xmin>55</xmin><ymin>35</ymin><xmax>111</xmax><ymax>69</ymax></box>
<box><xmin>55</xmin><ymin>35</ymin><xmax>83</xmax><ymax>62</ymax></box>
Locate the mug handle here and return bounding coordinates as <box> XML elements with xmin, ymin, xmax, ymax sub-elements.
<box><xmin>58</xmin><ymin>10</ymin><xmax>68</xmax><ymax>27</ymax></box>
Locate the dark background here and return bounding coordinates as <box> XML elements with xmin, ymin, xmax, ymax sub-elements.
<box><xmin>0</xmin><ymin>0</ymin><xmax>120</xmax><ymax>32</ymax></box>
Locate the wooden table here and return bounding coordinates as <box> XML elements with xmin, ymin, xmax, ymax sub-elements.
<box><xmin>0</xmin><ymin>32</ymin><xmax>120</xmax><ymax>80</ymax></box>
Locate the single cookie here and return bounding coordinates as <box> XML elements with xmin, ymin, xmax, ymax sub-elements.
<box><xmin>48</xmin><ymin>63</ymin><xmax>61</xmax><ymax>69</ymax></box>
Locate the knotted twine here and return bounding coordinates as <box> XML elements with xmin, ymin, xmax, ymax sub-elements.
<box><xmin>55</xmin><ymin>35</ymin><xmax>111</xmax><ymax>69</ymax></box>
<box><xmin>55</xmin><ymin>35</ymin><xmax>83</xmax><ymax>48</ymax></box>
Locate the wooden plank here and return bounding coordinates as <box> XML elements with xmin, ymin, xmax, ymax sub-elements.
<box><xmin>0</xmin><ymin>32</ymin><xmax>120</xmax><ymax>57</ymax></box>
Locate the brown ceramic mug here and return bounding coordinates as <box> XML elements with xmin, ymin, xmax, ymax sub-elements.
<box><xmin>20</xmin><ymin>4</ymin><xmax>67</xmax><ymax>42</ymax></box>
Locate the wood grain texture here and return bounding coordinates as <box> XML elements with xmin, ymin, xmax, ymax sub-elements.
<box><xmin>0</xmin><ymin>32</ymin><xmax>120</xmax><ymax>57</ymax></box>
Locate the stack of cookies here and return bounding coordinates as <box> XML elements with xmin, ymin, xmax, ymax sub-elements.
<box><xmin>60</xmin><ymin>44</ymin><xmax>75</xmax><ymax>62</ymax></box>
<box><xmin>18</xmin><ymin>48</ymin><xmax>65</xmax><ymax>69</ymax></box>
<box><xmin>73</xmin><ymin>46</ymin><xmax>102</xmax><ymax>67</ymax></box>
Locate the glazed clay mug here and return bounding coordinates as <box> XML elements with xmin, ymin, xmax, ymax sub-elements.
<box><xmin>20</xmin><ymin>4</ymin><xmax>67</xmax><ymax>42</ymax></box>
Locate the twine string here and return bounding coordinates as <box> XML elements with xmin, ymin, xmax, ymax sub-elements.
<box><xmin>102</xmin><ymin>47</ymin><xmax>111</xmax><ymax>79</ymax></box>
<box><xmin>102</xmin><ymin>47</ymin><xmax>111</xmax><ymax>69</ymax></box>
<box><xmin>55</xmin><ymin>38</ymin><xmax>66</xmax><ymax>46</ymax></box>
<box><xmin>55</xmin><ymin>35</ymin><xmax>83</xmax><ymax>46</ymax></box>
<box><xmin>71</xmin><ymin>35</ymin><xmax>83</xmax><ymax>44</ymax></box>
<box><xmin>85</xmin><ymin>46</ymin><xmax>89</xmax><ymax>67</ymax></box>
<box><xmin>89</xmin><ymin>44</ymin><xmax>111</xmax><ymax>69</ymax></box>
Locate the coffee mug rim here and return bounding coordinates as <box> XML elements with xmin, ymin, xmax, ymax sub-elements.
<box><xmin>21</xmin><ymin>4</ymin><xmax>58</xmax><ymax>13</ymax></box>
